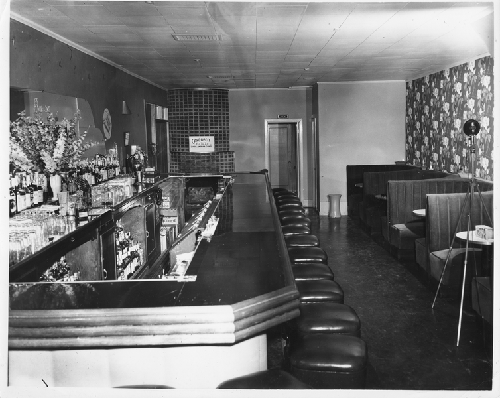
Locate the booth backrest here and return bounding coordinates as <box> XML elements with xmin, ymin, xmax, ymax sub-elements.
<box><xmin>346</xmin><ymin>164</ymin><xmax>416</xmax><ymax>199</ymax></box>
<box><xmin>363</xmin><ymin>169</ymin><xmax>449</xmax><ymax>198</ymax></box>
<box><xmin>426</xmin><ymin>190</ymin><xmax>494</xmax><ymax>253</ymax></box>
<box><xmin>386</xmin><ymin>178</ymin><xmax>493</xmax><ymax>227</ymax></box>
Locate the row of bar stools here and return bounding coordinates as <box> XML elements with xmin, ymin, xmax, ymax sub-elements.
<box><xmin>274</xmin><ymin>190</ymin><xmax>368</xmax><ymax>389</ymax></box>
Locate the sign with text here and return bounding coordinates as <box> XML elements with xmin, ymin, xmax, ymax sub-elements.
<box><xmin>189</xmin><ymin>136</ymin><xmax>215</xmax><ymax>153</ymax></box>
<box><xmin>278</xmin><ymin>114</ymin><xmax>289</xmax><ymax>119</ymax></box>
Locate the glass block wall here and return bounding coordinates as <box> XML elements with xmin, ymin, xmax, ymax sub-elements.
<box><xmin>167</xmin><ymin>89</ymin><xmax>234</xmax><ymax>173</ymax></box>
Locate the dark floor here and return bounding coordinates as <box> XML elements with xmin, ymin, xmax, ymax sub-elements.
<box><xmin>268</xmin><ymin>214</ymin><xmax>493</xmax><ymax>390</ymax></box>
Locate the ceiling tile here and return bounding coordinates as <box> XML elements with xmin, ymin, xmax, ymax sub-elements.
<box><xmin>10</xmin><ymin>0</ymin><xmax>494</xmax><ymax>88</ymax></box>
<box><xmin>101</xmin><ymin>1</ymin><xmax>161</xmax><ymax>17</ymax></box>
<box><xmin>52</xmin><ymin>4</ymin><xmax>124</xmax><ymax>25</ymax></box>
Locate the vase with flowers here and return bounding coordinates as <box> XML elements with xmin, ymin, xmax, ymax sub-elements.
<box><xmin>10</xmin><ymin>108</ymin><xmax>98</xmax><ymax>202</ymax></box>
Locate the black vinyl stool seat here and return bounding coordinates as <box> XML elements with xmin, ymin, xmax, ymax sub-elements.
<box><xmin>285</xmin><ymin>234</ymin><xmax>319</xmax><ymax>248</ymax></box>
<box><xmin>282</xmin><ymin>225</ymin><xmax>311</xmax><ymax>236</ymax></box>
<box><xmin>275</xmin><ymin>196</ymin><xmax>302</xmax><ymax>205</ymax></box>
<box><xmin>272</xmin><ymin>187</ymin><xmax>289</xmax><ymax>194</ymax></box>
<box><xmin>288</xmin><ymin>247</ymin><xmax>328</xmax><ymax>265</ymax></box>
<box><xmin>278</xmin><ymin>202</ymin><xmax>304</xmax><ymax>210</ymax></box>
<box><xmin>294</xmin><ymin>302</ymin><xmax>360</xmax><ymax>337</ymax></box>
<box><xmin>281</xmin><ymin>217</ymin><xmax>311</xmax><ymax>228</ymax></box>
<box><xmin>280</xmin><ymin>211</ymin><xmax>309</xmax><ymax>221</ymax></box>
<box><xmin>276</xmin><ymin>197</ymin><xmax>302</xmax><ymax>205</ymax></box>
<box><xmin>292</xmin><ymin>263</ymin><xmax>334</xmax><ymax>281</ymax></box>
<box><xmin>287</xmin><ymin>334</ymin><xmax>367</xmax><ymax>389</ymax></box>
<box><xmin>279</xmin><ymin>208</ymin><xmax>306</xmax><ymax>216</ymax></box>
<box><xmin>296</xmin><ymin>280</ymin><xmax>344</xmax><ymax>304</ymax></box>
<box><xmin>274</xmin><ymin>191</ymin><xmax>298</xmax><ymax>199</ymax></box>
<box><xmin>216</xmin><ymin>369</ymin><xmax>310</xmax><ymax>389</ymax></box>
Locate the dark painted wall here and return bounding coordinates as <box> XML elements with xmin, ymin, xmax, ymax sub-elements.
<box><xmin>10</xmin><ymin>20</ymin><xmax>168</xmax><ymax>158</ymax></box>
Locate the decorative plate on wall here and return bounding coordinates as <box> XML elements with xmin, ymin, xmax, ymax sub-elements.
<box><xmin>103</xmin><ymin>108</ymin><xmax>112</xmax><ymax>140</ymax></box>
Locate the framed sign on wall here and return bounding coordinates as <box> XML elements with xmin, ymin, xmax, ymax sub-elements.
<box><xmin>189</xmin><ymin>136</ymin><xmax>214</xmax><ymax>153</ymax></box>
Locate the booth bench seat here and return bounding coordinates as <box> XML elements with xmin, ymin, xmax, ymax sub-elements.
<box><xmin>384</xmin><ymin>177</ymin><xmax>492</xmax><ymax>261</ymax></box>
<box><xmin>346</xmin><ymin>164</ymin><xmax>417</xmax><ymax>218</ymax></box>
<box><xmin>415</xmin><ymin>190</ymin><xmax>493</xmax><ymax>290</ymax></box>
<box><xmin>359</xmin><ymin>169</ymin><xmax>450</xmax><ymax>235</ymax></box>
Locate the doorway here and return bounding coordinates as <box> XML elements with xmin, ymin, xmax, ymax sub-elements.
<box><xmin>145</xmin><ymin>102</ymin><xmax>169</xmax><ymax>174</ymax></box>
<box><xmin>265</xmin><ymin>119</ymin><xmax>303</xmax><ymax>198</ymax></box>
<box><xmin>311</xmin><ymin>116</ymin><xmax>320</xmax><ymax>212</ymax></box>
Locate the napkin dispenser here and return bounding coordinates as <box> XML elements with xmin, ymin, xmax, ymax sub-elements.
<box><xmin>475</xmin><ymin>225</ymin><xmax>493</xmax><ymax>240</ymax></box>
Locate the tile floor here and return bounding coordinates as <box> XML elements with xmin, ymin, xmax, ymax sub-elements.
<box><xmin>268</xmin><ymin>214</ymin><xmax>493</xmax><ymax>391</ymax></box>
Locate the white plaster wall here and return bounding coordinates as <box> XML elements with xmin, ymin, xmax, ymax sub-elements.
<box><xmin>317</xmin><ymin>81</ymin><xmax>406</xmax><ymax>216</ymax></box>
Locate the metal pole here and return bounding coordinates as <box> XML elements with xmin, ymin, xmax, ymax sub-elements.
<box><xmin>456</xmin><ymin>135</ymin><xmax>476</xmax><ymax>346</ymax></box>
<box><xmin>431</xmin><ymin>193</ymin><xmax>470</xmax><ymax>308</ymax></box>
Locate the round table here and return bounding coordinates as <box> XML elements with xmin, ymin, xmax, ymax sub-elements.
<box><xmin>456</xmin><ymin>231</ymin><xmax>493</xmax><ymax>278</ymax></box>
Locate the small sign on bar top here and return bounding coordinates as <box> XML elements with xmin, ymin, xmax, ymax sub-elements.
<box><xmin>278</xmin><ymin>114</ymin><xmax>289</xmax><ymax>119</ymax></box>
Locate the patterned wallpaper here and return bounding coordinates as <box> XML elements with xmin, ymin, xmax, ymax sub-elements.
<box><xmin>405</xmin><ymin>56</ymin><xmax>494</xmax><ymax>180</ymax></box>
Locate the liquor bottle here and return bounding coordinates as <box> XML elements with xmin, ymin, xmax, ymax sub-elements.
<box><xmin>21</xmin><ymin>173</ymin><xmax>32</xmax><ymax>209</ymax></box>
<box><xmin>9</xmin><ymin>177</ymin><xmax>17</xmax><ymax>217</ymax></box>
<box><xmin>40</xmin><ymin>173</ymin><xmax>50</xmax><ymax>204</ymax></box>
<box><xmin>35</xmin><ymin>173</ymin><xmax>44</xmax><ymax>205</ymax></box>
<box><xmin>29</xmin><ymin>173</ymin><xmax>37</xmax><ymax>207</ymax></box>
<box><xmin>74</xmin><ymin>171</ymin><xmax>91</xmax><ymax>225</ymax></box>
<box><xmin>68</xmin><ymin>171</ymin><xmax>76</xmax><ymax>194</ymax></box>
<box><xmin>61</xmin><ymin>173</ymin><xmax>68</xmax><ymax>193</ymax></box>
<box><xmin>30</xmin><ymin>173</ymin><xmax>39</xmax><ymax>207</ymax></box>
<box><xmin>31</xmin><ymin>172</ymin><xmax>39</xmax><ymax>206</ymax></box>
<box><xmin>15</xmin><ymin>174</ymin><xmax>26</xmax><ymax>212</ymax></box>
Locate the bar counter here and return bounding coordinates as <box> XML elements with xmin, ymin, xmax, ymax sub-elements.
<box><xmin>8</xmin><ymin>171</ymin><xmax>300</xmax><ymax>388</ymax></box>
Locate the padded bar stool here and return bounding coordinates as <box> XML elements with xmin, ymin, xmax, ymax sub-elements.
<box><xmin>287</xmin><ymin>334</ymin><xmax>367</xmax><ymax>389</ymax></box>
<box><xmin>285</xmin><ymin>234</ymin><xmax>319</xmax><ymax>248</ymax></box>
<box><xmin>272</xmin><ymin>188</ymin><xmax>289</xmax><ymax>194</ymax></box>
<box><xmin>294</xmin><ymin>302</ymin><xmax>360</xmax><ymax>337</ymax></box>
<box><xmin>279</xmin><ymin>208</ymin><xmax>306</xmax><ymax>216</ymax></box>
<box><xmin>217</xmin><ymin>369</ymin><xmax>310</xmax><ymax>389</ymax></box>
<box><xmin>292</xmin><ymin>263</ymin><xmax>334</xmax><ymax>281</ymax></box>
<box><xmin>278</xmin><ymin>202</ymin><xmax>304</xmax><ymax>211</ymax></box>
<box><xmin>280</xmin><ymin>211</ymin><xmax>309</xmax><ymax>221</ymax></box>
<box><xmin>296</xmin><ymin>280</ymin><xmax>344</xmax><ymax>304</ymax></box>
<box><xmin>288</xmin><ymin>247</ymin><xmax>328</xmax><ymax>265</ymax></box>
<box><xmin>274</xmin><ymin>191</ymin><xmax>298</xmax><ymax>199</ymax></box>
<box><xmin>281</xmin><ymin>217</ymin><xmax>311</xmax><ymax>229</ymax></box>
<box><xmin>282</xmin><ymin>225</ymin><xmax>311</xmax><ymax>236</ymax></box>
<box><xmin>277</xmin><ymin>197</ymin><xmax>302</xmax><ymax>206</ymax></box>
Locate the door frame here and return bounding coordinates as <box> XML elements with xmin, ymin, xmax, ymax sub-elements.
<box><xmin>311</xmin><ymin>116</ymin><xmax>320</xmax><ymax>212</ymax></box>
<box><xmin>265</xmin><ymin>119</ymin><xmax>304</xmax><ymax>199</ymax></box>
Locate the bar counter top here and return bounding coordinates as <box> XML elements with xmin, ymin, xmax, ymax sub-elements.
<box><xmin>9</xmin><ymin>172</ymin><xmax>300</xmax><ymax>349</ymax></box>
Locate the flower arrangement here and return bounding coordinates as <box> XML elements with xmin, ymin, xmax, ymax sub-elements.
<box><xmin>10</xmin><ymin>108</ymin><xmax>96</xmax><ymax>174</ymax></box>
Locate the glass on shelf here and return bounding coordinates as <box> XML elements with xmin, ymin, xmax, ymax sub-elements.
<box><xmin>9</xmin><ymin>213</ymin><xmax>77</xmax><ymax>266</ymax></box>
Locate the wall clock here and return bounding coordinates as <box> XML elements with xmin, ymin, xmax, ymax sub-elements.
<box><xmin>103</xmin><ymin>108</ymin><xmax>112</xmax><ymax>140</ymax></box>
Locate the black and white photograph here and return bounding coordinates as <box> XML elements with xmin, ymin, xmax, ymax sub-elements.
<box><xmin>2</xmin><ymin>0</ymin><xmax>498</xmax><ymax>397</ymax></box>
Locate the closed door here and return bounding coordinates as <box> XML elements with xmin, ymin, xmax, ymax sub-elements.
<box><xmin>268</xmin><ymin>123</ymin><xmax>297</xmax><ymax>192</ymax></box>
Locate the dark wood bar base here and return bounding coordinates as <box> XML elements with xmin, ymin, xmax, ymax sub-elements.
<box><xmin>8</xmin><ymin>171</ymin><xmax>300</xmax><ymax>388</ymax></box>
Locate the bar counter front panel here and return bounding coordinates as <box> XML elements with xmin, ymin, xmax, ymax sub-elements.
<box><xmin>8</xmin><ymin>172</ymin><xmax>300</xmax><ymax>388</ymax></box>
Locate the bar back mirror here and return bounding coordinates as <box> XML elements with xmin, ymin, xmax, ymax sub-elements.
<box><xmin>10</xmin><ymin>88</ymin><xmax>106</xmax><ymax>159</ymax></box>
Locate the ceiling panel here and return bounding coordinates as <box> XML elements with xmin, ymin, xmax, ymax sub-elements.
<box><xmin>101</xmin><ymin>1</ymin><xmax>161</xmax><ymax>17</ymax></box>
<box><xmin>9</xmin><ymin>0</ymin><xmax>494</xmax><ymax>89</ymax></box>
